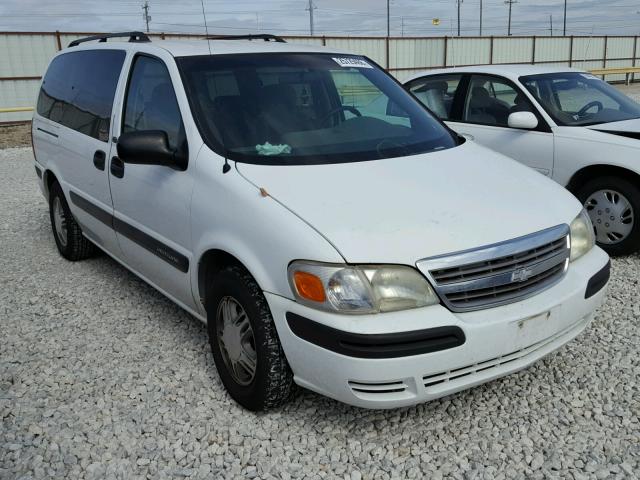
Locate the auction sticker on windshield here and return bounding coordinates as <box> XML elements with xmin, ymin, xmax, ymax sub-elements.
<box><xmin>332</xmin><ymin>57</ymin><xmax>373</xmax><ymax>69</ymax></box>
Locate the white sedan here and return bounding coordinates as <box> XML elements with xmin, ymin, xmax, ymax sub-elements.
<box><xmin>404</xmin><ymin>65</ymin><xmax>640</xmax><ymax>255</ymax></box>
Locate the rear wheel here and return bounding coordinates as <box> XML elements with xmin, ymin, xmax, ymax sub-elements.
<box><xmin>576</xmin><ymin>176</ymin><xmax>640</xmax><ymax>256</ymax></box>
<box><xmin>48</xmin><ymin>182</ymin><xmax>96</xmax><ymax>261</ymax></box>
<box><xmin>206</xmin><ymin>265</ymin><xmax>294</xmax><ymax>411</ymax></box>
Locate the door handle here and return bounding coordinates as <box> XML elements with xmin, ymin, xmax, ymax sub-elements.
<box><xmin>93</xmin><ymin>150</ymin><xmax>106</xmax><ymax>170</ymax></box>
<box><xmin>110</xmin><ymin>156</ymin><xmax>125</xmax><ymax>178</ymax></box>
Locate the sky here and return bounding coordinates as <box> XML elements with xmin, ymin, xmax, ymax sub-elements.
<box><xmin>1</xmin><ymin>0</ymin><xmax>639</xmax><ymax>37</ymax></box>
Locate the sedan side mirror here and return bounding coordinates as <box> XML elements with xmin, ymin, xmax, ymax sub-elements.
<box><xmin>507</xmin><ymin>111</ymin><xmax>538</xmax><ymax>130</ymax></box>
<box><xmin>117</xmin><ymin>130</ymin><xmax>187</xmax><ymax>170</ymax></box>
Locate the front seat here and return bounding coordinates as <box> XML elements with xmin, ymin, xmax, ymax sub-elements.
<box><xmin>510</xmin><ymin>93</ymin><xmax>533</xmax><ymax>114</ymax></box>
<box><xmin>466</xmin><ymin>87</ymin><xmax>497</xmax><ymax>124</ymax></box>
<box><xmin>258</xmin><ymin>84</ymin><xmax>309</xmax><ymax>142</ymax></box>
<box><xmin>414</xmin><ymin>81</ymin><xmax>448</xmax><ymax>119</ymax></box>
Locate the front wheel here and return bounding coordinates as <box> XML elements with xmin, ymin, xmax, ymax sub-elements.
<box><xmin>576</xmin><ymin>176</ymin><xmax>640</xmax><ymax>256</ymax></box>
<box><xmin>206</xmin><ymin>265</ymin><xmax>294</xmax><ymax>411</ymax></box>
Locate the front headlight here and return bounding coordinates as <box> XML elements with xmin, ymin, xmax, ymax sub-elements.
<box><xmin>288</xmin><ymin>261</ymin><xmax>439</xmax><ymax>314</ymax></box>
<box><xmin>570</xmin><ymin>209</ymin><xmax>596</xmax><ymax>261</ymax></box>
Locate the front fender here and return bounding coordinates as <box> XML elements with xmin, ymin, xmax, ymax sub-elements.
<box><xmin>190</xmin><ymin>147</ymin><xmax>344</xmax><ymax>316</ymax></box>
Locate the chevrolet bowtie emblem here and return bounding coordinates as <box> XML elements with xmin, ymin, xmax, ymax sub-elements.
<box><xmin>511</xmin><ymin>267</ymin><xmax>534</xmax><ymax>283</ymax></box>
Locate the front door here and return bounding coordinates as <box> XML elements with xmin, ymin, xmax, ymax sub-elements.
<box><xmin>109</xmin><ymin>53</ymin><xmax>196</xmax><ymax>310</ymax></box>
<box><xmin>448</xmin><ymin>74</ymin><xmax>555</xmax><ymax>176</ymax></box>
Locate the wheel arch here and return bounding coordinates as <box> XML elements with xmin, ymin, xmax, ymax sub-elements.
<box><xmin>566</xmin><ymin>164</ymin><xmax>640</xmax><ymax>194</ymax></box>
<box><xmin>42</xmin><ymin>169</ymin><xmax>59</xmax><ymax>200</ymax></box>
<box><xmin>197</xmin><ymin>248</ymin><xmax>262</xmax><ymax>311</ymax></box>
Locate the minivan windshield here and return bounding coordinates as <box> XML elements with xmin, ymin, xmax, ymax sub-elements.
<box><xmin>521</xmin><ymin>72</ymin><xmax>640</xmax><ymax>126</ymax></box>
<box><xmin>177</xmin><ymin>53</ymin><xmax>457</xmax><ymax>164</ymax></box>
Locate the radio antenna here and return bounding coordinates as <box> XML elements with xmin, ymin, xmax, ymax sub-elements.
<box><xmin>200</xmin><ymin>0</ymin><xmax>212</xmax><ymax>54</ymax></box>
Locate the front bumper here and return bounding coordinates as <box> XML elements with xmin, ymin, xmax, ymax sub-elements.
<box><xmin>266</xmin><ymin>247</ymin><xmax>610</xmax><ymax>409</ymax></box>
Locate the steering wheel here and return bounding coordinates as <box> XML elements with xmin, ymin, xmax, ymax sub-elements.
<box><xmin>321</xmin><ymin>105</ymin><xmax>362</xmax><ymax>127</ymax></box>
<box><xmin>576</xmin><ymin>100</ymin><xmax>603</xmax><ymax>118</ymax></box>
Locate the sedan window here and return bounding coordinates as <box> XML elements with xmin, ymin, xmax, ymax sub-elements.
<box><xmin>463</xmin><ymin>75</ymin><xmax>533</xmax><ymax>127</ymax></box>
<box><xmin>405</xmin><ymin>74</ymin><xmax>462</xmax><ymax>120</ymax></box>
<box><xmin>521</xmin><ymin>72</ymin><xmax>640</xmax><ymax>126</ymax></box>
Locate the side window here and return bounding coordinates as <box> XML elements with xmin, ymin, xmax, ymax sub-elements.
<box><xmin>406</xmin><ymin>75</ymin><xmax>462</xmax><ymax>120</ymax></box>
<box><xmin>37</xmin><ymin>50</ymin><xmax>125</xmax><ymax>141</ymax></box>
<box><xmin>463</xmin><ymin>75</ymin><xmax>533</xmax><ymax>127</ymax></box>
<box><xmin>122</xmin><ymin>56</ymin><xmax>186</xmax><ymax>153</ymax></box>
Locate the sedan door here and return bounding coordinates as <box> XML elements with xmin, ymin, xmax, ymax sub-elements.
<box><xmin>446</xmin><ymin>74</ymin><xmax>555</xmax><ymax>176</ymax></box>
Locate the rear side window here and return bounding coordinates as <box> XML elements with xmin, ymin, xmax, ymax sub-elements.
<box><xmin>37</xmin><ymin>50</ymin><xmax>125</xmax><ymax>142</ymax></box>
<box><xmin>122</xmin><ymin>55</ymin><xmax>186</xmax><ymax>154</ymax></box>
<box><xmin>406</xmin><ymin>75</ymin><xmax>463</xmax><ymax>120</ymax></box>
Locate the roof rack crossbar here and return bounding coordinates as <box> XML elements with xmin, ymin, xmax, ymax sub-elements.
<box><xmin>68</xmin><ymin>31</ymin><xmax>151</xmax><ymax>48</ymax></box>
<box><xmin>204</xmin><ymin>34</ymin><xmax>286</xmax><ymax>43</ymax></box>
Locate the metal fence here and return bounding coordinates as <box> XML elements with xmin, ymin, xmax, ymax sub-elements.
<box><xmin>1</xmin><ymin>31</ymin><xmax>639</xmax><ymax>123</ymax></box>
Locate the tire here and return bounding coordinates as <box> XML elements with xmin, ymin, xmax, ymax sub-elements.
<box><xmin>49</xmin><ymin>181</ymin><xmax>96</xmax><ymax>261</ymax></box>
<box><xmin>206</xmin><ymin>265</ymin><xmax>294</xmax><ymax>411</ymax></box>
<box><xmin>576</xmin><ymin>175</ymin><xmax>640</xmax><ymax>256</ymax></box>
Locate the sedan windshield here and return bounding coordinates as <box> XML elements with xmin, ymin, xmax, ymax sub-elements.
<box><xmin>520</xmin><ymin>72</ymin><xmax>640</xmax><ymax>126</ymax></box>
<box><xmin>177</xmin><ymin>53</ymin><xmax>457</xmax><ymax>165</ymax></box>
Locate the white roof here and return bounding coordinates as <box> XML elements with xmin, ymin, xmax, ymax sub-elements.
<box><xmin>404</xmin><ymin>64</ymin><xmax>586</xmax><ymax>83</ymax></box>
<box><xmin>64</xmin><ymin>38</ymin><xmax>345</xmax><ymax>57</ymax></box>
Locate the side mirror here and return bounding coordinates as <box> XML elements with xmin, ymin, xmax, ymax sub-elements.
<box><xmin>117</xmin><ymin>130</ymin><xmax>186</xmax><ymax>169</ymax></box>
<box><xmin>507</xmin><ymin>111</ymin><xmax>538</xmax><ymax>130</ymax></box>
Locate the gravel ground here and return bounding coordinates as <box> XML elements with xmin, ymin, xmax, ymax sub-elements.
<box><xmin>0</xmin><ymin>124</ymin><xmax>31</xmax><ymax>150</ymax></box>
<box><xmin>1</xmin><ymin>147</ymin><xmax>639</xmax><ymax>480</ymax></box>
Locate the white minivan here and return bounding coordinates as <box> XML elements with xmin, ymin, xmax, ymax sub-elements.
<box><xmin>32</xmin><ymin>33</ymin><xmax>610</xmax><ymax>410</ymax></box>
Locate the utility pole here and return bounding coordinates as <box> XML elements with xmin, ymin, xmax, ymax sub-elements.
<box><xmin>456</xmin><ymin>0</ymin><xmax>462</xmax><ymax>37</ymax></box>
<box><xmin>401</xmin><ymin>17</ymin><xmax>404</xmax><ymax>37</ymax></box>
<box><xmin>549</xmin><ymin>14</ymin><xmax>553</xmax><ymax>36</ymax></box>
<box><xmin>142</xmin><ymin>0</ymin><xmax>151</xmax><ymax>33</ymax></box>
<box><xmin>505</xmin><ymin>0</ymin><xmax>517</xmax><ymax>36</ymax></box>
<box><xmin>306</xmin><ymin>0</ymin><xmax>317</xmax><ymax>36</ymax></box>
<box><xmin>387</xmin><ymin>0</ymin><xmax>390</xmax><ymax>37</ymax></box>
<box><xmin>479</xmin><ymin>0</ymin><xmax>483</xmax><ymax>36</ymax></box>
<box><xmin>563</xmin><ymin>0</ymin><xmax>567</xmax><ymax>36</ymax></box>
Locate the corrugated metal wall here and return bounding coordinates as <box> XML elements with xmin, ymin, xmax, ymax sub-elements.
<box><xmin>1</xmin><ymin>32</ymin><xmax>639</xmax><ymax>122</ymax></box>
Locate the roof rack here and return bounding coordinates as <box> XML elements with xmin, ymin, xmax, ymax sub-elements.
<box><xmin>68</xmin><ymin>31</ymin><xmax>151</xmax><ymax>48</ymax></box>
<box><xmin>204</xmin><ymin>34</ymin><xmax>286</xmax><ymax>43</ymax></box>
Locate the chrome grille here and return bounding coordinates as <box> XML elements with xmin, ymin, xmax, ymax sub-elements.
<box><xmin>417</xmin><ymin>225</ymin><xmax>570</xmax><ymax>312</ymax></box>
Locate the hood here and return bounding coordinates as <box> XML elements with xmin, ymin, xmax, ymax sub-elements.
<box><xmin>587</xmin><ymin>118</ymin><xmax>640</xmax><ymax>139</ymax></box>
<box><xmin>236</xmin><ymin>141</ymin><xmax>581</xmax><ymax>265</ymax></box>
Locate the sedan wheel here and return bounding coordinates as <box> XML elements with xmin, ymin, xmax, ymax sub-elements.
<box><xmin>584</xmin><ymin>189</ymin><xmax>634</xmax><ymax>245</ymax></box>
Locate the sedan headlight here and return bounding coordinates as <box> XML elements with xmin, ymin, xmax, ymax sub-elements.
<box><xmin>570</xmin><ymin>209</ymin><xmax>596</xmax><ymax>261</ymax></box>
<box><xmin>288</xmin><ymin>261</ymin><xmax>439</xmax><ymax>314</ymax></box>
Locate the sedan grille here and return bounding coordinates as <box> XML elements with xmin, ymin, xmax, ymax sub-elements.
<box><xmin>417</xmin><ymin>225</ymin><xmax>570</xmax><ymax>312</ymax></box>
